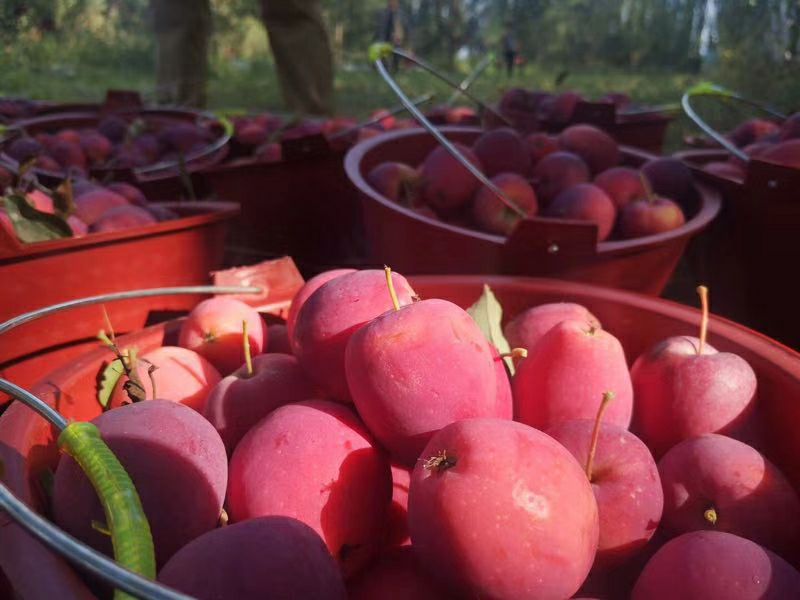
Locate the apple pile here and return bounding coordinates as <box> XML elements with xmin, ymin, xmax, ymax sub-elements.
<box><xmin>0</xmin><ymin>174</ymin><xmax>176</xmax><ymax>243</ymax></box>
<box><xmin>46</xmin><ymin>269</ymin><xmax>800</xmax><ymax>599</ymax></box>
<box><xmin>3</xmin><ymin>115</ymin><xmax>219</xmax><ymax>176</ymax></box>
<box><xmin>367</xmin><ymin>125</ymin><xmax>690</xmax><ymax>240</ymax></box>
<box><xmin>498</xmin><ymin>88</ymin><xmax>634</xmax><ymax>128</ymax></box>
<box><xmin>700</xmin><ymin>113</ymin><xmax>800</xmax><ymax>181</ymax></box>
<box><xmin>0</xmin><ymin>97</ymin><xmax>39</xmax><ymax>122</ymax></box>
<box><xmin>229</xmin><ymin>109</ymin><xmax>420</xmax><ymax>162</ymax></box>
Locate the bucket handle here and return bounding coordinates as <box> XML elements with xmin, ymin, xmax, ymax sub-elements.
<box><xmin>369</xmin><ymin>43</ymin><xmax>527</xmax><ymax>219</ymax></box>
<box><xmin>0</xmin><ymin>285</ymin><xmax>260</xmax><ymax>600</ymax></box>
<box><xmin>681</xmin><ymin>82</ymin><xmax>787</xmax><ymax>164</ymax></box>
<box><xmin>445</xmin><ymin>53</ymin><xmax>494</xmax><ymax>107</ymax></box>
<box><xmin>133</xmin><ymin>114</ymin><xmax>233</xmax><ymax>179</ymax></box>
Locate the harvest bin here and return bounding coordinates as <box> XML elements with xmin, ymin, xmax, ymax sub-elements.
<box><xmin>0</xmin><ymin>201</ymin><xmax>238</xmax><ymax>399</ymax></box>
<box><xmin>190</xmin><ymin>135</ymin><xmax>366</xmax><ymax>276</ymax></box>
<box><xmin>0</xmin><ymin>96</ymin><xmax>230</xmax><ymax>193</ymax></box>
<box><xmin>0</xmin><ymin>275</ymin><xmax>799</xmax><ymax>598</ymax></box>
<box><xmin>345</xmin><ymin>127</ymin><xmax>721</xmax><ymax>296</ymax></box>
<box><xmin>674</xmin><ymin>147</ymin><xmax>800</xmax><ymax>349</ymax></box>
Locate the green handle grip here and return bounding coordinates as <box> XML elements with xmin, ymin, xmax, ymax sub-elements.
<box><xmin>58</xmin><ymin>422</ymin><xmax>156</xmax><ymax>600</ymax></box>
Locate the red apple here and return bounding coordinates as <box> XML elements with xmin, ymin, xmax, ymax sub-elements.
<box><xmin>559</xmin><ymin>124</ymin><xmax>620</xmax><ymax>175</ymax></box>
<box><xmin>547</xmin><ymin>397</ymin><xmax>663</xmax><ymax>568</ymax></box>
<box><xmin>631</xmin><ymin>310</ymin><xmax>757</xmax><ymax>459</ymax></box>
<box><xmin>532</xmin><ymin>151</ymin><xmax>590</xmax><ymax>205</ymax></box>
<box><xmin>286</xmin><ymin>268</ymin><xmax>356</xmax><ymax>345</ymax></box>
<box><xmin>292</xmin><ymin>269</ymin><xmax>416</xmax><ymax>402</ymax></box>
<box><xmin>203</xmin><ymin>352</ymin><xmax>318</xmax><ymax>453</ymax></box>
<box><xmin>504</xmin><ymin>302</ymin><xmax>601</xmax><ymax>353</ymax></box>
<box><xmin>513</xmin><ymin>319</ymin><xmax>633</xmax><ymax>431</ymax></box>
<box><xmin>618</xmin><ymin>195</ymin><xmax>686</xmax><ymax>239</ymax></box>
<box><xmin>472</xmin><ymin>172</ymin><xmax>537</xmax><ymax>235</ymax></box>
<box><xmin>594</xmin><ymin>167</ymin><xmax>645</xmax><ymax>209</ymax></box>
<box><xmin>366</xmin><ymin>162</ymin><xmax>420</xmax><ymax>205</ymax></box>
<box><xmin>419</xmin><ymin>143</ymin><xmax>484</xmax><ymax>214</ymax></box>
<box><xmin>228</xmin><ymin>400</ymin><xmax>391</xmax><ymax>577</ymax></box>
<box><xmin>546</xmin><ymin>183</ymin><xmax>617</xmax><ymax>242</ymax></box>
<box><xmin>641</xmin><ymin>158</ymin><xmax>694</xmax><ymax>203</ymax></box>
<box><xmin>346</xmin><ymin>296</ymin><xmax>509</xmax><ymax>465</ymax></box>
<box><xmin>632</xmin><ymin>531</ymin><xmax>800</xmax><ymax>599</ymax></box>
<box><xmin>179</xmin><ymin>297</ymin><xmax>268</xmax><ymax>375</ymax></box>
<box><xmin>471</xmin><ymin>127</ymin><xmax>532</xmax><ymax>177</ymax></box>
<box><xmin>408</xmin><ymin>418</ymin><xmax>599</xmax><ymax>599</ymax></box>
<box><xmin>524</xmin><ymin>132</ymin><xmax>559</xmax><ymax>167</ymax></box>
<box><xmin>658</xmin><ymin>433</ymin><xmax>800</xmax><ymax>554</ymax></box>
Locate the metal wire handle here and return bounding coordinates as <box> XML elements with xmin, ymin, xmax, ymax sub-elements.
<box><xmin>682</xmin><ymin>82</ymin><xmax>788</xmax><ymax>163</ymax></box>
<box><xmin>133</xmin><ymin>121</ymin><xmax>232</xmax><ymax>178</ymax></box>
<box><xmin>391</xmin><ymin>48</ymin><xmax>512</xmax><ymax>127</ymax></box>
<box><xmin>445</xmin><ymin>54</ymin><xmax>493</xmax><ymax>107</ymax></box>
<box><xmin>369</xmin><ymin>44</ymin><xmax>527</xmax><ymax>219</ymax></box>
<box><xmin>0</xmin><ymin>285</ymin><xmax>261</xmax><ymax>599</ymax></box>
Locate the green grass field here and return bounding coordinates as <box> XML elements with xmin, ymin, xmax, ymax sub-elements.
<box><xmin>0</xmin><ymin>36</ymin><xmax>752</xmax><ymax>152</ymax></box>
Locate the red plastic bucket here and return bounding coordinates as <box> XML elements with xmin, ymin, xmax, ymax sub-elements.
<box><xmin>0</xmin><ymin>274</ymin><xmax>798</xmax><ymax>598</ymax></box>
<box><xmin>674</xmin><ymin>147</ymin><xmax>800</xmax><ymax>348</ymax></box>
<box><xmin>194</xmin><ymin>137</ymin><xmax>366</xmax><ymax>276</ymax></box>
<box><xmin>1</xmin><ymin>107</ymin><xmax>229</xmax><ymax>188</ymax></box>
<box><xmin>345</xmin><ymin>127</ymin><xmax>721</xmax><ymax>296</ymax></box>
<box><xmin>0</xmin><ymin>201</ymin><xmax>238</xmax><ymax>399</ymax></box>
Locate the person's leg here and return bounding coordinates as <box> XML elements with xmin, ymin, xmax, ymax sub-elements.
<box><xmin>151</xmin><ymin>0</ymin><xmax>211</xmax><ymax>107</ymax></box>
<box><xmin>505</xmin><ymin>51</ymin><xmax>513</xmax><ymax>77</ymax></box>
<box><xmin>261</xmin><ymin>0</ymin><xmax>334</xmax><ymax>116</ymax></box>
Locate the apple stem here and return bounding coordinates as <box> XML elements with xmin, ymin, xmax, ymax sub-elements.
<box><xmin>242</xmin><ymin>320</ymin><xmax>254</xmax><ymax>377</ymax></box>
<box><xmin>697</xmin><ymin>285</ymin><xmax>709</xmax><ymax>355</ymax></box>
<box><xmin>500</xmin><ymin>348</ymin><xmax>528</xmax><ymax>360</ymax></box>
<box><xmin>585</xmin><ymin>391</ymin><xmax>615</xmax><ymax>482</ymax></box>
<box><xmin>704</xmin><ymin>507</ymin><xmax>718</xmax><ymax>525</ymax></box>
<box><xmin>384</xmin><ymin>266</ymin><xmax>401</xmax><ymax>311</ymax></box>
<box><xmin>639</xmin><ymin>172</ymin><xmax>656</xmax><ymax>203</ymax></box>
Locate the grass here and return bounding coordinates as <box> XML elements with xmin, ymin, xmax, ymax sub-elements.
<box><xmin>0</xmin><ymin>35</ymin><xmax>773</xmax><ymax>152</ymax></box>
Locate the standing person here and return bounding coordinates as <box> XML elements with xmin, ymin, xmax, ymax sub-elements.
<box><xmin>149</xmin><ymin>0</ymin><xmax>212</xmax><ymax>107</ymax></box>
<box><xmin>376</xmin><ymin>0</ymin><xmax>406</xmax><ymax>73</ymax></box>
<box><xmin>501</xmin><ymin>21</ymin><xmax>518</xmax><ymax>78</ymax></box>
<box><xmin>260</xmin><ymin>0</ymin><xmax>335</xmax><ymax>116</ymax></box>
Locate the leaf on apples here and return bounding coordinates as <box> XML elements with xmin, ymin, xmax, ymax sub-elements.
<box><xmin>2</xmin><ymin>193</ymin><xmax>72</xmax><ymax>242</ymax></box>
<box><xmin>97</xmin><ymin>358</ymin><xmax>126</xmax><ymax>409</ymax></box>
<box><xmin>467</xmin><ymin>284</ymin><xmax>514</xmax><ymax>374</ymax></box>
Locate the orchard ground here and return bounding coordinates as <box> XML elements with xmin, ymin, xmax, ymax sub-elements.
<box><xmin>0</xmin><ymin>38</ymin><xmax>717</xmax><ymax>152</ymax></box>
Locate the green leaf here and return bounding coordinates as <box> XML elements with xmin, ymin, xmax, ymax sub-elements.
<box><xmin>3</xmin><ymin>193</ymin><xmax>73</xmax><ymax>243</ymax></box>
<box><xmin>98</xmin><ymin>358</ymin><xmax>126</xmax><ymax>409</ymax></box>
<box><xmin>466</xmin><ymin>284</ymin><xmax>514</xmax><ymax>374</ymax></box>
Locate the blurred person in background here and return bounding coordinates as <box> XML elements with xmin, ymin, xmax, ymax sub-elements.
<box><xmin>260</xmin><ymin>0</ymin><xmax>334</xmax><ymax>116</ymax></box>
<box><xmin>501</xmin><ymin>21</ymin><xmax>518</xmax><ymax>78</ymax></box>
<box><xmin>150</xmin><ymin>0</ymin><xmax>212</xmax><ymax>107</ymax></box>
<box><xmin>376</xmin><ymin>0</ymin><xmax>408</xmax><ymax>73</ymax></box>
